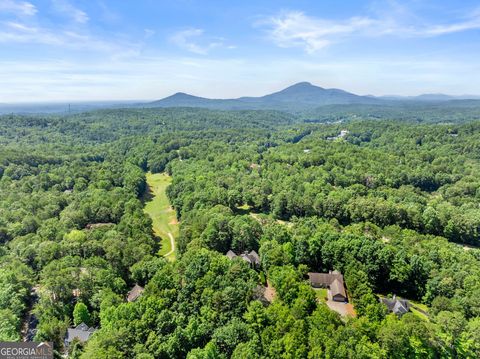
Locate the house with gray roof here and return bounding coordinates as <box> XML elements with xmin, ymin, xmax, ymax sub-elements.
<box><xmin>226</xmin><ymin>250</ymin><xmax>261</xmax><ymax>268</ymax></box>
<box><xmin>226</xmin><ymin>250</ymin><xmax>237</xmax><ymax>260</ymax></box>
<box><xmin>65</xmin><ymin>323</ymin><xmax>96</xmax><ymax>346</ymax></box>
<box><xmin>380</xmin><ymin>295</ymin><xmax>410</xmax><ymax>316</ymax></box>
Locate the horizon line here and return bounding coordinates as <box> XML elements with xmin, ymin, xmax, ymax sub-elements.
<box><xmin>1</xmin><ymin>81</ymin><xmax>480</xmax><ymax>105</ymax></box>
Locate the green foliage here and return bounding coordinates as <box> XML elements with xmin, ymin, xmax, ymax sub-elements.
<box><xmin>73</xmin><ymin>302</ymin><xmax>90</xmax><ymax>326</ymax></box>
<box><xmin>34</xmin><ymin>316</ymin><xmax>68</xmax><ymax>353</ymax></box>
<box><xmin>1</xmin><ymin>107</ymin><xmax>480</xmax><ymax>357</ymax></box>
<box><xmin>0</xmin><ymin>308</ymin><xmax>21</xmax><ymax>341</ymax></box>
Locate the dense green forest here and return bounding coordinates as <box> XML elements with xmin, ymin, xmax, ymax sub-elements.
<box><xmin>0</xmin><ymin>107</ymin><xmax>479</xmax><ymax>358</ymax></box>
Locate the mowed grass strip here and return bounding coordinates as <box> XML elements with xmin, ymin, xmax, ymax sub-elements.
<box><xmin>144</xmin><ymin>172</ymin><xmax>179</xmax><ymax>260</ymax></box>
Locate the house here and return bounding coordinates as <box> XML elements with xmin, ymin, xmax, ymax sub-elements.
<box><xmin>225</xmin><ymin>250</ymin><xmax>261</xmax><ymax>268</ymax></box>
<box><xmin>339</xmin><ymin>130</ymin><xmax>349</xmax><ymax>138</ymax></box>
<box><xmin>226</xmin><ymin>250</ymin><xmax>237</xmax><ymax>260</ymax></box>
<box><xmin>127</xmin><ymin>284</ymin><xmax>144</xmax><ymax>302</ymax></box>
<box><xmin>243</xmin><ymin>250</ymin><xmax>261</xmax><ymax>267</ymax></box>
<box><xmin>308</xmin><ymin>270</ymin><xmax>347</xmax><ymax>302</ymax></box>
<box><xmin>330</xmin><ymin>278</ymin><xmax>347</xmax><ymax>302</ymax></box>
<box><xmin>380</xmin><ymin>295</ymin><xmax>410</xmax><ymax>316</ymax></box>
<box><xmin>65</xmin><ymin>323</ymin><xmax>95</xmax><ymax>346</ymax></box>
<box><xmin>307</xmin><ymin>270</ymin><xmax>343</xmax><ymax>287</ymax></box>
<box><xmin>326</xmin><ymin>130</ymin><xmax>349</xmax><ymax>141</ymax></box>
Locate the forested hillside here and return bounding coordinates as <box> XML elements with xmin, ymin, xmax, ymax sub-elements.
<box><xmin>0</xmin><ymin>107</ymin><xmax>479</xmax><ymax>358</ymax></box>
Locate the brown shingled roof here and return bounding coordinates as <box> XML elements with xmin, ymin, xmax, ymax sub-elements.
<box><xmin>308</xmin><ymin>271</ymin><xmax>343</xmax><ymax>286</ymax></box>
<box><xmin>308</xmin><ymin>271</ymin><xmax>347</xmax><ymax>301</ymax></box>
<box><xmin>330</xmin><ymin>278</ymin><xmax>347</xmax><ymax>299</ymax></box>
<box><xmin>127</xmin><ymin>284</ymin><xmax>144</xmax><ymax>302</ymax></box>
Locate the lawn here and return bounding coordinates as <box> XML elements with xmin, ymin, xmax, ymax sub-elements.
<box><xmin>143</xmin><ymin>172</ymin><xmax>179</xmax><ymax>260</ymax></box>
<box><xmin>408</xmin><ymin>299</ymin><xmax>430</xmax><ymax>321</ymax></box>
<box><xmin>313</xmin><ymin>288</ymin><xmax>328</xmax><ymax>302</ymax></box>
<box><xmin>410</xmin><ymin>307</ymin><xmax>429</xmax><ymax>321</ymax></box>
<box><xmin>408</xmin><ymin>299</ymin><xmax>429</xmax><ymax>312</ymax></box>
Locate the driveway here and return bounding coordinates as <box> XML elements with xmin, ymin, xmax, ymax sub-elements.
<box><xmin>326</xmin><ymin>290</ymin><xmax>356</xmax><ymax>317</ymax></box>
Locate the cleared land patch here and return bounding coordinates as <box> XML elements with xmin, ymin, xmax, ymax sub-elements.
<box><xmin>143</xmin><ymin>172</ymin><xmax>179</xmax><ymax>260</ymax></box>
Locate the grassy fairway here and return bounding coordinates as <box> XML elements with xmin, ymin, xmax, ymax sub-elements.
<box><xmin>143</xmin><ymin>172</ymin><xmax>178</xmax><ymax>260</ymax></box>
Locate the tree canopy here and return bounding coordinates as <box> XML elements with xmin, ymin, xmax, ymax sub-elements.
<box><xmin>0</xmin><ymin>106</ymin><xmax>479</xmax><ymax>357</ymax></box>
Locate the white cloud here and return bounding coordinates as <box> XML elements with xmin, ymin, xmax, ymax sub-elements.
<box><xmin>263</xmin><ymin>11</ymin><xmax>374</xmax><ymax>53</ymax></box>
<box><xmin>170</xmin><ymin>28</ymin><xmax>224</xmax><ymax>55</ymax></box>
<box><xmin>0</xmin><ymin>21</ymin><xmax>61</xmax><ymax>44</ymax></box>
<box><xmin>422</xmin><ymin>14</ymin><xmax>480</xmax><ymax>36</ymax></box>
<box><xmin>261</xmin><ymin>8</ymin><xmax>480</xmax><ymax>53</ymax></box>
<box><xmin>0</xmin><ymin>0</ymin><xmax>37</xmax><ymax>16</ymax></box>
<box><xmin>51</xmin><ymin>0</ymin><xmax>89</xmax><ymax>24</ymax></box>
<box><xmin>0</xmin><ymin>1</ymin><xmax>140</xmax><ymax>56</ymax></box>
<box><xmin>0</xmin><ymin>20</ymin><xmax>140</xmax><ymax>56</ymax></box>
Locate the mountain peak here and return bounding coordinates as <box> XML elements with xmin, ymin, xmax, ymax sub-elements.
<box><xmin>170</xmin><ymin>92</ymin><xmax>194</xmax><ymax>98</ymax></box>
<box><xmin>160</xmin><ymin>92</ymin><xmax>204</xmax><ymax>101</ymax></box>
<box><xmin>291</xmin><ymin>81</ymin><xmax>313</xmax><ymax>87</ymax></box>
<box><xmin>285</xmin><ymin>82</ymin><xmax>317</xmax><ymax>89</ymax></box>
<box><xmin>274</xmin><ymin>82</ymin><xmax>329</xmax><ymax>96</ymax></box>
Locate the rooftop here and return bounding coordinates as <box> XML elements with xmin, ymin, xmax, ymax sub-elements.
<box><xmin>127</xmin><ymin>284</ymin><xmax>145</xmax><ymax>302</ymax></box>
<box><xmin>226</xmin><ymin>250</ymin><xmax>261</xmax><ymax>266</ymax></box>
<box><xmin>381</xmin><ymin>296</ymin><xmax>410</xmax><ymax>316</ymax></box>
<box><xmin>65</xmin><ymin>323</ymin><xmax>95</xmax><ymax>343</ymax></box>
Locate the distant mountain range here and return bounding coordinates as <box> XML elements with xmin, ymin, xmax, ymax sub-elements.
<box><xmin>0</xmin><ymin>101</ymin><xmax>140</xmax><ymax>114</ymax></box>
<box><xmin>1</xmin><ymin>82</ymin><xmax>479</xmax><ymax>114</ymax></box>
<box><xmin>380</xmin><ymin>93</ymin><xmax>480</xmax><ymax>101</ymax></box>
<box><xmin>148</xmin><ymin>82</ymin><xmax>480</xmax><ymax>111</ymax></box>
<box><xmin>149</xmin><ymin>82</ymin><xmax>381</xmax><ymax>111</ymax></box>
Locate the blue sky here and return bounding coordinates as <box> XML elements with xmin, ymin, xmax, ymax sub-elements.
<box><xmin>1</xmin><ymin>0</ymin><xmax>480</xmax><ymax>102</ymax></box>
